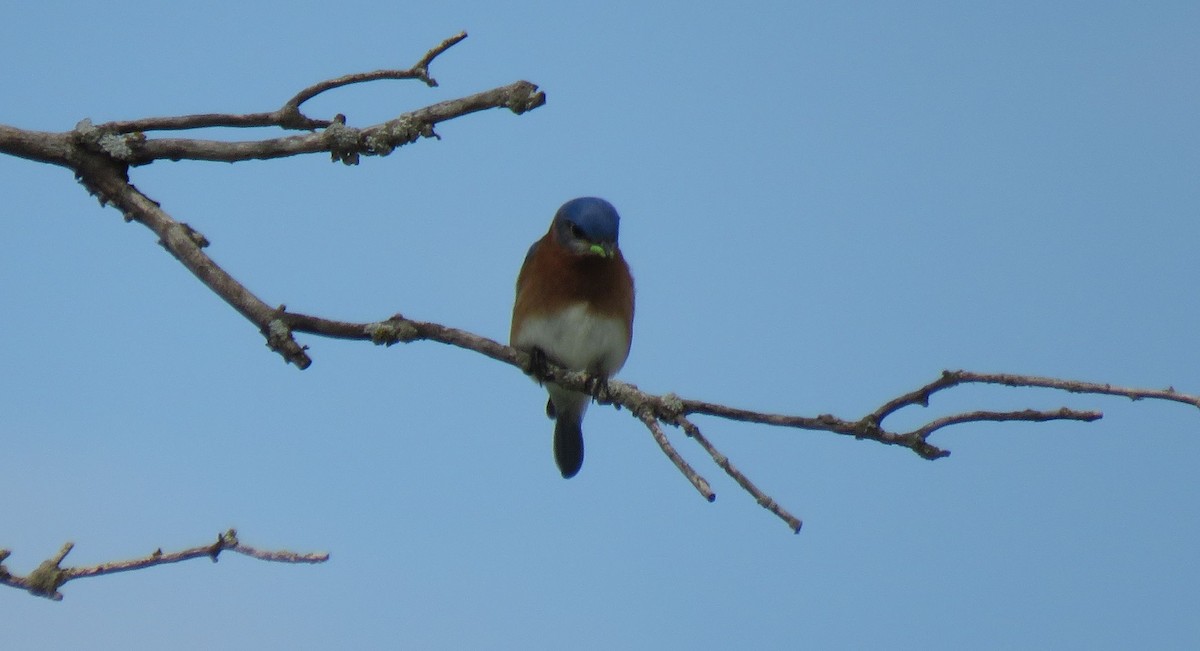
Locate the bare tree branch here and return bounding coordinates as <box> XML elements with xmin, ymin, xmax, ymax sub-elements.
<box><xmin>1</xmin><ymin>29</ymin><xmax>1197</xmax><ymax>575</ymax></box>
<box><xmin>0</xmin><ymin>36</ymin><xmax>545</xmax><ymax>371</ymax></box>
<box><xmin>262</xmin><ymin>307</ymin><xmax>1195</xmax><ymax>531</ymax></box>
<box><xmin>115</xmin><ymin>81</ymin><xmax>544</xmax><ymax>165</ymax></box>
<box><xmin>0</xmin><ymin>32</ymin><xmax>545</xmax><ymax>173</ymax></box>
<box><xmin>0</xmin><ymin>530</ymin><xmax>328</xmax><ymax>601</ymax></box>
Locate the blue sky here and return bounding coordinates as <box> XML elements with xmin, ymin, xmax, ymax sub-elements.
<box><xmin>2</xmin><ymin>1</ymin><xmax>1198</xmax><ymax>648</ymax></box>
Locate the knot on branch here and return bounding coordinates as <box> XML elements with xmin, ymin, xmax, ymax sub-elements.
<box><xmin>266</xmin><ymin>318</ymin><xmax>293</xmax><ymax>348</ymax></box>
<box><xmin>179</xmin><ymin>222</ymin><xmax>210</xmax><ymax>248</ymax></box>
<box><xmin>276</xmin><ymin>105</ymin><xmax>326</xmax><ymax>131</ymax></box>
<box><xmin>26</xmin><ymin>560</ymin><xmax>66</xmax><ymax>597</ymax></box>
<box><xmin>657</xmin><ymin>393</ymin><xmax>685</xmax><ymax>419</ymax></box>
<box><xmin>506</xmin><ymin>81</ymin><xmax>547</xmax><ymax>114</ymax></box>
<box><xmin>25</xmin><ymin>542</ymin><xmax>74</xmax><ymax>600</ymax></box>
<box><xmin>69</xmin><ymin>120</ymin><xmax>135</xmax><ymax>208</ymax></box>
<box><xmin>72</xmin><ymin>118</ymin><xmax>142</xmax><ymax>163</ymax></box>
<box><xmin>363</xmin><ymin>116</ymin><xmax>438</xmax><ymax>158</ymax></box>
<box><xmin>366</xmin><ymin>317</ymin><xmax>419</xmax><ymax>346</ymax></box>
<box><xmin>209</xmin><ymin>529</ymin><xmax>238</xmax><ymax>562</ymax></box>
<box><xmin>323</xmin><ymin>117</ymin><xmax>362</xmax><ymax>165</ymax></box>
<box><xmin>158</xmin><ymin>222</ymin><xmax>210</xmax><ymax>255</ymax></box>
<box><xmin>634</xmin><ymin>404</ymin><xmax>658</xmax><ymax>423</ymax></box>
<box><xmin>852</xmin><ymin>416</ymin><xmax>883</xmax><ymax>441</ymax></box>
<box><xmin>264</xmin><ymin>315</ymin><xmax>311</xmax><ymax>369</ymax></box>
<box><xmin>911</xmin><ymin>439</ymin><xmax>952</xmax><ymax>460</ymax></box>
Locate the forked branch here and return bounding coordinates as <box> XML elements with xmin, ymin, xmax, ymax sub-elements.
<box><xmin>98</xmin><ymin>31</ymin><xmax>472</xmax><ymax>134</ymax></box>
<box><xmin>276</xmin><ymin>312</ymin><xmax>1196</xmax><ymax>532</ymax></box>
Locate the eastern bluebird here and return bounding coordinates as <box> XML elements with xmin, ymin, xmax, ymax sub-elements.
<box><xmin>510</xmin><ymin>197</ymin><xmax>635</xmax><ymax>478</ymax></box>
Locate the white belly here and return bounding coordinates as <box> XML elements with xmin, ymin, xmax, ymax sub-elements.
<box><xmin>514</xmin><ymin>303</ymin><xmax>629</xmax><ymax>374</ymax></box>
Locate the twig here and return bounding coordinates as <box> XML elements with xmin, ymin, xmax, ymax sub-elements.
<box><xmin>908</xmin><ymin>407</ymin><xmax>1102</xmax><ymax>440</ymax></box>
<box><xmin>283</xmin><ymin>31</ymin><xmax>469</xmax><ymax>111</ymax></box>
<box><xmin>942</xmin><ymin>370</ymin><xmax>1200</xmax><ymax>409</ymax></box>
<box><xmin>676</xmin><ymin>417</ymin><xmax>803</xmax><ymax>533</ymax></box>
<box><xmin>636</xmin><ymin>408</ymin><xmax>715</xmax><ymax>502</ymax></box>
<box><xmin>99</xmin><ymin>31</ymin><xmax>471</xmax><ymax>134</ymax></box>
<box><xmin>0</xmin><ymin>530</ymin><xmax>328</xmax><ymax>601</ymax></box>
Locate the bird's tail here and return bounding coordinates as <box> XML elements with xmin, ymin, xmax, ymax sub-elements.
<box><xmin>554</xmin><ymin>415</ymin><xmax>585</xmax><ymax>479</ymax></box>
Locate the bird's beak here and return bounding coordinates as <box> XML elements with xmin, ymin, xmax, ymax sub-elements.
<box><xmin>588</xmin><ymin>243</ymin><xmax>615</xmax><ymax>258</ymax></box>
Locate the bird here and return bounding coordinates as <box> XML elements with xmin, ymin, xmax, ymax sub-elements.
<box><xmin>510</xmin><ymin>197</ymin><xmax>635</xmax><ymax>478</ymax></box>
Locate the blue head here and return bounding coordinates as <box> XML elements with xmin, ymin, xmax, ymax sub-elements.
<box><xmin>552</xmin><ymin>197</ymin><xmax>621</xmax><ymax>258</ymax></box>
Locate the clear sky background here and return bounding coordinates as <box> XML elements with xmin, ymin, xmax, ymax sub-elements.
<box><xmin>2</xmin><ymin>2</ymin><xmax>1197</xmax><ymax>649</ymax></box>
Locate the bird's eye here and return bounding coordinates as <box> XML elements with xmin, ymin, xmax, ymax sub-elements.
<box><xmin>569</xmin><ymin>223</ymin><xmax>586</xmax><ymax>240</ymax></box>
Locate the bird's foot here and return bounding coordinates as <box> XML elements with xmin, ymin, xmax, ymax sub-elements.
<box><xmin>585</xmin><ymin>372</ymin><xmax>613</xmax><ymax>404</ymax></box>
<box><xmin>523</xmin><ymin>347</ymin><xmax>550</xmax><ymax>384</ymax></box>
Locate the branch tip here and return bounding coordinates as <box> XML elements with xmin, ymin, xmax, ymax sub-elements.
<box><xmin>506</xmin><ymin>81</ymin><xmax>547</xmax><ymax>114</ymax></box>
<box><xmin>412</xmin><ymin>31</ymin><xmax>469</xmax><ymax>86</ymax></box>
<box><xmin>637</xmin><ymin>411</ymin><xmax>715</xmax><ymax>501</ymax></box>
<box><xmin>51</xmin><ymin>542</ymin><xmax>74</xmax><ymax>565</ymax></box>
